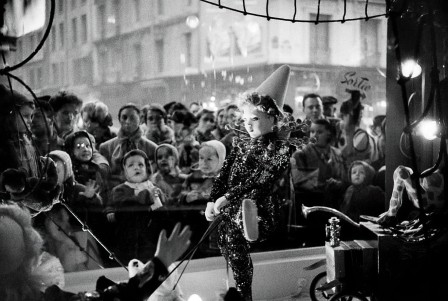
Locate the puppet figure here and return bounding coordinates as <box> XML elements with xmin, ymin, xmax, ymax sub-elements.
<box><xmin>205</xmin><ymin>65</ymin><xmax>297</xmax><ymax>300</ymax></box>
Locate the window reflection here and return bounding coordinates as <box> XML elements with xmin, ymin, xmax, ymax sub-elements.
<box><xmin>2</xmin><ymin>0</ymin><xmax>387</xmax><ymax>271</ymax></box>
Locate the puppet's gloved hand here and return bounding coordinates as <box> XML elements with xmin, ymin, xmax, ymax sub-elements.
<box><xmin>213</xmin><ymin>196</ymin><xmax>229</xmax><ymax>215</ymax></box>
<box><xmin>205</xmin><ymin>202</ymin><xmax>215</xmax><ymax>221</ymax></box>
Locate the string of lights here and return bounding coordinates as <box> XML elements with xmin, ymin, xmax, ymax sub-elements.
<box><xmin>200</xmin><ymin>0</ymin><xmax>388</xmax><ymax>23</ymax></box>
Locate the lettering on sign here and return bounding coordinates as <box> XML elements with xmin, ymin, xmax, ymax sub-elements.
<box><xmin>341</xmin><ymin>71</ymin><xmax>371</xmax><ymax>93</ymax></box>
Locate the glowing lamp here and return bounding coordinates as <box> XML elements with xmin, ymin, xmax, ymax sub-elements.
<box><xmin>401</xmin><ymin>59</ymin><xmax>422</xmax><ymax>78</ymax></box>
<box><xmin>417</xmin><ymin>119</ymin><xmax>439</xmax><ymax>140</ymax></box>
<box><xmin>186</xmin><ymin>16</ymin><xmax>200</xmax><ymax>29</ymax></box>
<box><xmin>187</xmin><ymin>294</ymin><xmax>202</xmax><ymax>301</ymax></box>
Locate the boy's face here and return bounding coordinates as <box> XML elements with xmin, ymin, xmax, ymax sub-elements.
<box><xmin>156</xmin><ymin>147</ymin><xmax>176</xmax><ymax>174</ymax></box>
<box><xmin>54</xmin><ymin>103</ymin><xmax>80</xmax><ymax>134</ymax></box>
<box><xmin>73</xmin><ymin>136</ymin><xmax>93</xmax><ymax>162</ymax></box>
<box><xmin>310</xmin><ymin>123</ymin><xmax>331</xmax><ymax>147</ymax></box>
<box><xmin>241</xmin><ymin>105</ymin><xmax>274</xmax><ymax>138</ymax></box>
<box><xmin>351</xmin><ymin>164</ymin><xmax>366</xmax><ymax>186</ymax></box>
<box><xmin>15</xmin><ymin>105</ymin><xmax>34</xmax><ymax>133</ymax></box>
<box><xmin>124</xmin><ymin>155</ymin><xmax>148</xmax><ymax>183</ymax></box>
<box><xmin>303</xmin><ymin>97</ymin><xmax>323</xmax><ymax>122</ymax></box>
<box><xmin>32</xmin><ymin>109</ymin><xmax>53</xmax><ymax>136</ymax></box>
<box><xmin>199</xmin><ymin>146</ymin><xmax>220</xmax><ymax>175</ymax></box>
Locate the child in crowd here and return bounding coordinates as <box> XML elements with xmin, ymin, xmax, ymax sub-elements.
<box><xmin>0</xmin><ymin>85</ymin><xmax>61</xmax><ymax>214</ymax></box>
<box><xmin>339</xmin><ymin>160</ymin><xmax>385</xmax><ymax>222</ymax></box>
<box><xmin>151</xmin><ymin>144</ymin><xmax>187</xmax><ymax>206</ymax></box>
<box><xmin>80</xmin><ymin>100</ymin><xmax>116</xmax><ymax>148</ymax></box>
<box><xmin>144</xmin><ymin>104</ymin><xmax>175</xmax><ymax>145</ymax></box>
<box><xmin>108</xmin><ymin>149</ymin><xmax>163</xmax><ymax>263</ymax></box>
<box><xmin>193</xmin><ymin>109</ymin><xmax>216</xmax><ymax>144</ymax></box>
<box><xmin>205</xmin><ymin>65</ymin><xmax>295</xmax><ymax>300</ymax></box>
<box><xmin>64</xmin><ymin>130</ymin><xmax>109</xmax><ymax>238</ymax></box>
<box><xmin>181</xmin><ymin>140</ymin><xmax>226</xmax><ymax>205</ymax></box>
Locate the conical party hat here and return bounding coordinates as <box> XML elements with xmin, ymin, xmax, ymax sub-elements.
<box><xmin>256</xmin><ymin>65</ymin><xmax>291</xmax><ymax>108</ymax></box>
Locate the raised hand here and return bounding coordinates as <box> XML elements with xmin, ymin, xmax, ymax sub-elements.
<box><xmin>79</xmin><ymin>179</ymin><xmax>99</xmax><ymax>199</ymax></box>
<box><xmin>154</xmin><ymin>223</ymin><xmax>192</xmax><ymax>268</ymax></box>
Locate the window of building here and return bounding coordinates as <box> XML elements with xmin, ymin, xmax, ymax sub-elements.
<box><xmin>134</xmin><ymin>0</ymin><xmax>141</xmax><ymax>22</ymax></box>
<box><xmin>58</xmin><ymin>0</ymin><xmax>64</xmax><ymax>14</ymax></box>
<box><xmin>60</xmin><ymin>62</ymin><xmax>65</xmax><ymax>85</ymax></box>
<box><xmin>73</xmin><ymin>56</ymin><xmax>93</xmax><ymax>84</ymax></box>
<box><xmin>184</xmin><ymin>32</ymin><xmax>192</xmax><ymax>67</ymax></box>
<box><xmin>309</xmin><ymin>13</ymin><xmax>331</xmax><ymax>64</ymax></box>
<box><xmin>37</xmin><ymin>67</ymin><xmax>43</xmax><ymax>88</ymax></box>
<box><xmin>59</xmin><ymin>23</ymin><xmax>65</xmax><ymax>49</ymax></box>
<box><xmin>16</xmin><ymin>40</ymin><xmax>22</xmax><ymax>62</ymax></box>
<box><xmin>72</xmin><ymin>0</ymin><xmax>77</xmax><ymax>10</ymax></box>
<box><xmin>99</xmin><ymin>50</ymin><xmax>107</xmax><ymax>82</ymax></box>
<box><xmin>29</xmin><ymin>69</ymin><xmax>35</xmax><ymax>88</ymax></box>
<box><xmin>81</xmin><ymin>0</ymin><xmax>87</xmax><ymax>5</ymax></box>
<box><xmin>97</xmin><ymin>5</ymin><xmax>106</xmax><ymax>39</ymax></box>
<box><xmin>113</xmin><ymin>0</ymin><xmax>120</xmax><ymax>34</ymax></box>
<box><xmin>81</xmin><ymin>15</ymin><xmax>88</xmax><ymax>44</ymax></box>
<box><xmin>72</xmin><ymin>18</ymin><xmax>78</xmax><ymax>46</ymax></box>
<box><xmin>133</xmin><ymin>43</ymin><xmax>142</xmax><ymax>79</ymax></box>
<box><xmin>361</xmin><ymin>19</ymin><xmax>380</xmax><ymax>66</ymax></box>
<box><xmin>51</xmin><ymin>26</ymin><xmax>56</xmax><ymax>51</ymax></box>
<box><xmin>156</xmin><ymin>39</ymin><xmax>164</xmax><ymax>72</ymax></box>
<box><xmin>157</xmin><ymin>0</ymin><xmax>164</xmax><ymax>15</ymax></box>
<box><xmin>30</xmin><ymin>34</ymin><xmax>36</xmax><ymax>52</ymax></box>
<box><xmin>52</xmin><ymin>63</ymin><xmax>59</xmax><ymax>85</ymax></box>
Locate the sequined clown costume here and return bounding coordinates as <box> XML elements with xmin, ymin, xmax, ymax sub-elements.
<box><xmin>210</xmin><ymin>133</ymin><xmax>292</xmax><ymax>299</ymax></box>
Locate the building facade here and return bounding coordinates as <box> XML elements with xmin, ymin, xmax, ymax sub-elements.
<box><xmin>6</xmin><ymin>0</ymin><xmax>387</xmax><ymax>120</ymax></box>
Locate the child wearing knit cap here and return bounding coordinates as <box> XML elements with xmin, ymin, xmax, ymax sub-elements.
<box><xmin>64</xmin><ymin>130</ymin><xmax>110</xmax><ymax>242</ymax></box>
<box><xmin>181</xmin><ymin>140</ymin><xmax>226</xmax><ymax>204</ymax></box>
<box><xmin>151</xmin><ymin>144</ymin><xmax>187</xmax><ymax>206</ymax></box>
<box><xmin>339</xmin><ymin>160</ymin><xmax>385</xmax><ymax>222</ymax></box>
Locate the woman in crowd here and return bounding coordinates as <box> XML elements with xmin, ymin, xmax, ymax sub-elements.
<box><xmin>144</xmin><ymin>104</ymin><xmax>175</xmax><ymax>145</ymax></box>
<box><xmin>193</xmin><ymin>109</ymin><xmax>216</xmax><ymax>144</ymax></box>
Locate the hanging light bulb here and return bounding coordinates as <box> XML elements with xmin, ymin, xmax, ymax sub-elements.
<box><xmin>417</xmin><ymin>119</ymin><xmax>439</xmax><ymax>140</ymax></box>
<box><xmin>401</xmin><ymin>59</ymin><xmax>422</xmax><ymax>78</ymax></box>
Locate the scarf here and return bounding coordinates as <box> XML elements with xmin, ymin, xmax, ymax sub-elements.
<box><xmin>124</xmin><ymin>180</ymin><xmax>163</xmax><ymax>210</ymax></box>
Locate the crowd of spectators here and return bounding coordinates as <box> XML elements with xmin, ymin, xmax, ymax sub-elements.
<box><xmin>0</xmin><ymin>85</ymin><xmax>387</xmax><ymax>272</ymax></box>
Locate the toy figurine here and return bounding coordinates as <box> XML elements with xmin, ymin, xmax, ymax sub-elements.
<box><xmin>205</xmin><ymin>65</ymin><xmax>296</xmax><ymax>300</ymax></box>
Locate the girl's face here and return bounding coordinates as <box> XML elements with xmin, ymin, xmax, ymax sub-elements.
<box><xmin>147</xmin><ymin>110</ymin><xmax>163</xmax><ymax>127</ymax></box>
<box><xmin>73</xmin><ymin>136</ymin><xmax>93</xmax><ymax>162</ymax></box>
<box><xmin>15</xmin><ymin>105</ymin><xmax>34</xmax><ymax>133</ymax></box>
<box><xmin>241</xmin><ymin>105</ymin><xmax>274</xmax><ymax>138</ymax></box>
<box><xmin>351</xmin><ymin>164</ymin><xmax>366</xmax><ymax>186</ymax></box>
<box><xmin>119</xmin><ymin>108</ymin><xmax>140</xmax><ymax>135</ymax></box>
<box><xmin>124</xmin><ymin>155</ymin><xmax>148</xmax><ymax>183</ymax></box>
<box><xmin>156</xmin><ymin>147</ymin><xmax>176</xmax><ymax>174</ymax></box>
<box><xmin>310</xmin><ymin>123</ymin><xmax>331</xmax><ymax>147</ymax></box>
<box><xmin>198</xmin><ymin>146</ymin><xmax>220</xmax><ymax>175</ymax></box>
<box><xmin>198</xmin><ymin>113</ymin><xmax>215</xmax><ymax>132</ymax></box>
